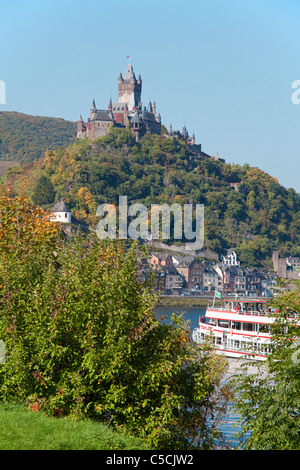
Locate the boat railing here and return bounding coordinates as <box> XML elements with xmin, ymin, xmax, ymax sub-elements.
<box><xmin>208</xmin><ymin>306</ymin><xmax>270</xmax><ymax>317</ymax></box>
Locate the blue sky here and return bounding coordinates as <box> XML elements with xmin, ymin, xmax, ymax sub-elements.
<box><xmin>1</xmin><ymin>0</ymin><xmax>300</xmax><ymax>192</ymax></box>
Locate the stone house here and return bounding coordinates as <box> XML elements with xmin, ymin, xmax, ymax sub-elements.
<box><xmin>203</xmin><ymin>264</ymin><xmax>223</xmax><ymax>294</ymax></box>
<box><xmin>176</xmin><ymin>256</ymin><xmax>203</xmax><ymax>292</ymax></box>
<box><xmin>160</xmin><ymin>265</ymin><xmax>184</xmax><ymax>294</ymax></box>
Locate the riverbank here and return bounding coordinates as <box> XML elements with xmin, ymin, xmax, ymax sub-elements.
<box><xmin>156</xmin><ymin>296</ymin><xmax>222</xmax><ymax>308</ymax></box>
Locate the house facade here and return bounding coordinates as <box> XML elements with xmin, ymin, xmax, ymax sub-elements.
<box><xmin>203</xmin><ymin>265</ymin><xmax>222</xmax><ymax>294</ymax></box>
<box><xmin>148</xmin><ymin>251</ymin><xmax>273</xmax><ymax>297</ymax></box>
<box><xmin>176</xmin><ymin>257</ymin><xmax>203</xmax><ymax>293</ymax></box>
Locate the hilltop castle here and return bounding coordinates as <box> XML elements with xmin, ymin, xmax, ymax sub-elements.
<box><xmin>77</xmin><ymin>63</ymin><xmax>161</xmax><ymax>142</ymax></box>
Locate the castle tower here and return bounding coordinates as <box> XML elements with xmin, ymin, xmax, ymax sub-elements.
<box><xmin>90</xmin><ymin>99</ymin><xmax>97</xmax><ymax>120</ymax></box>
<box><xmin>77</xmin><ymin>115</ymin><xmax>85</xmax><ymax>138</ymax></box>
<box><xmin>130</xmin><ymin>110</ymin><xmax>143</xmax><ymax>141</ymax></box>
<box><xmin>118</xmin><ymin>64</ymin><xmax>142</xmax><ymax>111</ymax></box>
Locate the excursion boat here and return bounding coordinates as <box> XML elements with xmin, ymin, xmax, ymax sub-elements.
<box><xmin>192</xmin><ymin>297</ymin><xmax>276</xmax><ymax>361</ymax></box>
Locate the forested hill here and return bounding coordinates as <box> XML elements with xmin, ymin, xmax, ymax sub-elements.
<box><xmin>3</xmin><ymin>126</ymin><xmax>300</xmax><ymax>267</ymax></box>
<box><xmin>0</xmin><ymin>111</ymin><xmax>76</xmax><ymax>163</ymax></box>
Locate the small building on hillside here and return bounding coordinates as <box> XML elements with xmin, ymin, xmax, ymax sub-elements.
<box><xmin>50</xmin><ymin>199</ymin><xmax>71</xmax><ymax>224</ymax></box>
<box><xmin>222</xmin><ymin>249</ymin><xmax>240</xmax><ymax>266</ymax></box>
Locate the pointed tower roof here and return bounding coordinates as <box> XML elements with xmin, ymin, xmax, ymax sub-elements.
<box><xmin>52</xmin><ymin>199</ymin><xmax>69</xmax><ymax>213</ymax></box>
<box><xmin>123</xmin><ymin>63</ymin><xmax>136</xmax><ymax>81</ymax></box>
<box><xmin>91</xmin><ymin>99</ymin><xmax>96</xmax><ymax>110</ymax></box>
<box><xmin>131</xmin><ymin>110</ymin><xmax>141</xmax><ymax>124</ymax></box>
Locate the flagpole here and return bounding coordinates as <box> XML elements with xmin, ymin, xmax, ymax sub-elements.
<box><xmin>213</xmin><ymin>290</ymin><xmax>216</xmax><ymax>308</ymax></box>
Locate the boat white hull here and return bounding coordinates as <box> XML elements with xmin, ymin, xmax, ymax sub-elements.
<box><xmin>192</xmin><ymin>330</ymin><xmax>268</xmax><ymax>361</ymax></box>
<box><xmin>192</xmin><ymin>299</ymin><xmax>275</xmax><ymax>362</ymax></box>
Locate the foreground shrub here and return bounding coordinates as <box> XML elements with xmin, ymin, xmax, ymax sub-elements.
<box><xmin>0</xmin><ymin>194</ymin><xmax>228</xmax><ymax>449</ymax></box>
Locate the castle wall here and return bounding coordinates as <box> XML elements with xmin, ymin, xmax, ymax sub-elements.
<box><xmin>89</xmin><ymin>121</ymin><xmax>114</xmax><ymax>140</ymax></box>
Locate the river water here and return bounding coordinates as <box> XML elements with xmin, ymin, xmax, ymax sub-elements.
<box><xmin>154</xmin><ymin>305</ymin><xmax>252</xmax><ymax>449</ymax></box>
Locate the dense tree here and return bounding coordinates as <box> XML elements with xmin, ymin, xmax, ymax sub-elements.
<box><xmin>32</xmin><ymin>175</ymin><xmax>55</xmax><ymax>205</ymax></box>
<box><xmin>0</xmin><ymin>111</ymin><xmax>76</xmax><ymax>163</ymax></box>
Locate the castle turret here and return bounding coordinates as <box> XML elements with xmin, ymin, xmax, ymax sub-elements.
<box><xmin>77</xmin><ymin>115</ymin><xmax>86</xmax><ymax>139</ymax></box>
<box><xmin>130</xmin><ymin>110</ymin><xmax>142</xmax><ymax>141</ymax></box>
<box><xmin>118</xmin><ymin>64</ymin><xmax>142</xmax><ymax>111</ymax></box>
<box><xmin>90</xmin><ymin>99</ymin><xmax>97</xmax><ymax>120</ymax></box>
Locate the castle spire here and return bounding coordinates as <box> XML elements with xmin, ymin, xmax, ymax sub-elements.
<box><xmin>123</xmin><ymin>63</ymin><xmax>135</xmax><ymax>81</ymax></box>
<box><xmin>90</xmin><ymin>99</ymin><xmax>97</xmax><ymax>120</ymax></box>
<box><xmin>91</xmin><ymin>99</ymin><xmax>96</xmax><ymax>111</ymax></box>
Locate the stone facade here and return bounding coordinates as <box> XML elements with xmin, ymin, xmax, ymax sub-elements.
<box><xmin>176</xmin><ymin>256</ymin><xmax>203</xmax><ymax>292</ymax></box>
<box><xmin>77</xmin><ymin>63</ymin><xmax>161</xmax><ymax>142</ymax></box>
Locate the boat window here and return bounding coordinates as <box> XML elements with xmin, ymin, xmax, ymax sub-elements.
<box><xmin>243</xmin><ymin>323</ymin><xmax>254</xmax><ymax>332</ymax></box>
<box><xmin>218</xmin><ymin>320</ymin><xmax>230</xmax><ymax>328</ymax></box>
<box><xmin>216</xmin><ymin>337</ymin><xmax>222</xmax><ymax>345</ymax></box>
<box><xmin>231</xmin><ymin>321</ymin><xmax>241</xmax><ymax>330</ymax></box>
<box><xmin>259</xmin><ymin>324</ymin><xmax>269</xmax><ymax>333</ymax></box>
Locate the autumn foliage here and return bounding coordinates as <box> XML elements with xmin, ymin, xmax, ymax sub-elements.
<box><xmin>0</xmin><ymin>189</ymin><xmax>62</xmax><ymax>256</ymax></box>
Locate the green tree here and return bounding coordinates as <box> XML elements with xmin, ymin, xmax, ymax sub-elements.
<box><xmin>32</xmin><ymin>175</ymin><xmax>55</xmax><ymax>206</ymax></box>
<box><xmin>231</xmin><ymin>284</ymin><xmax>300</xmax><ymax>449</ymax></box>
